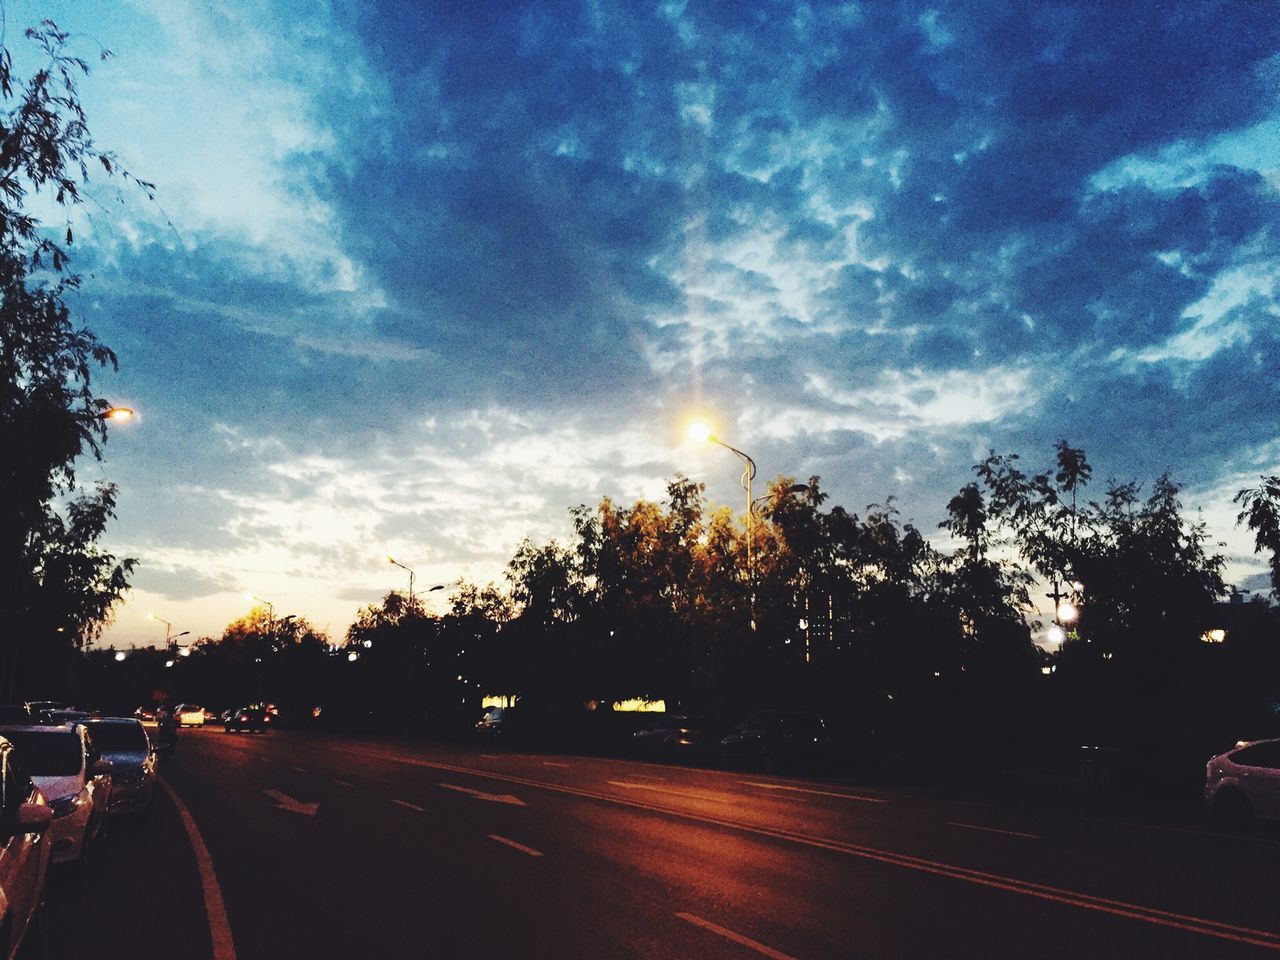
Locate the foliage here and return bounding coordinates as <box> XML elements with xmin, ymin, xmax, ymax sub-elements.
<box><xmin>1235</xmin><ymin>476</ymin><xmax>1280</xmax><ymax>595</ymax></box>
<box><xmin>0</xmin><ymin>22</ymin><xmax>144</xmax><ymax>696</ymax></box>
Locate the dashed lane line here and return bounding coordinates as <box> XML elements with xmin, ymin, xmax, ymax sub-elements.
<box><xmin>676</xmin><ymin>913</ymin><xmax>796</xmax><ymax>960</ymax></box>
<box><xmin>488</xmin><ymin>834</ymin><xmax>544</xmax><ymax>857</ymax></box>
<box><xmin>332</xmin><ymin>778</ymin><xmax>355</xmax><ymax>788</ymax></box>
<box><xmin>159</xmin><ymin>778</ymin><xmax>237</xmax><ymax>960</ymax></box>
<box><xmin>390</xmin><ymin>798</ymin><xmax>425</xmax><ymax>813</ymax></box>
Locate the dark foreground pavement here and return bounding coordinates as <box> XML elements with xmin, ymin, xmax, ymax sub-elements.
<box><xmin>44</xmin><ymin>727</ymin><xmax>1280</xmax><ymax>959</ymax></box>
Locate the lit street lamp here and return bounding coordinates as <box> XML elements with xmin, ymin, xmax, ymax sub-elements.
<box><xmin>688</xmin><ymin>421</ymin><xmax>758</xmax><ymax>578</ymax></box>
<box><xmin>100</xmin><ymin>405</ymin><xmax>135</xmax><ymax>422</ymax></box>
<box><xmin>147</xmin><ymin>612</ymin><xmax>189</xmax><ymax>653</ymax></box>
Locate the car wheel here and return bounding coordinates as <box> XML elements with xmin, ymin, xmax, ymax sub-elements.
<box><xmin>1214</xmin><ymin>788</ymin><xmax>1253</xmax><ymax>828</ymax></box>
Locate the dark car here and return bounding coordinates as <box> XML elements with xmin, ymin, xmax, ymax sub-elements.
<box><xmin>632</xmin><ymin>714</ymin><xmax>712</xmax><ymax>762</ymax></box>
<box><xmin>474</xmin><ymin>707</ymin><xmax>509</xmax><ymax>742</ymax></box>
<box><xmin>224</xmin><ymin>706</ymin><xmax>265</xmax><ymax>734</ymax></box>
<box><xmin>720</xmin><ymin>710</ymin><xmax>830</xmax><ymax>773</ymax></box>
<box><xmin>85</xmin><ymin>718</ymin><xmax>156</xmax><ymax>818</ymax></box>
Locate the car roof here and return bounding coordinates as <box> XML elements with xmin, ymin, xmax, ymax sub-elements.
<box><xmin>85</xmin><ymin>717</ymin><xmax>143</xmax><ymax>726</ymax></box>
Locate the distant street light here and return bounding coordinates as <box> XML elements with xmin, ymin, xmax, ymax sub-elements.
<box><xmin>101</xmin><ymin>406</ymin><xmax>135</xmax><ymax>423</ymax></box>
<box><xmin>114</xmin><ymin>651</ymin><xmax>126</xmax><ymax>662</ymax></box>
<box><xmin>147</xmin><ymin>612</ymin><xmax>189</xmax><ymax>653</ymax></box>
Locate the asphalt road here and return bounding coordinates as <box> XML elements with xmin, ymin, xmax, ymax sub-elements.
<box><xmin>45</xmin><ymin>727</ymin><xmax>1280</xmax><ymax>959</ymax></box>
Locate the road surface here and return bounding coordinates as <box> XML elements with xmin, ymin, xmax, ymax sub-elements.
<box><xmin>46</xmin><ymin>727</ymin><xmax>1280</xmax><ymax>959</ymax></box>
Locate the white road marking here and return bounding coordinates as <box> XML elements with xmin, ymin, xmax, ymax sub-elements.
<box><xmin>160</xmin><ymin>778</ymin><xmax>237</xmax><ymax>960</ymax></box>
<box><xmin>740</xmin><ymin>781</ymin><xmax>887</xmax><ymax>803</ymax></box>
<box><xmin>542</xmin><ymin>761</ymin><xmax>570</xmax><ymax>768</ymax></box>
<box><xmin>628</xmin><ymin>773</ymin><xmax>667</xmax><ymax>781</ymax></box>
<box><xmin>438</xmin><ymin>782</ymin><xmax>527</xmax><ymax>806</ymax></box>
<box><xmin>332</xmin><ymin>778</ymin><xmax>355</xmax><ymax>788</ymax></box>
<box><xmin>290</xmin><ymin>765</ymin><xmax>307</xmax><ymax>773</ymax></box>
<box><xmin>262</xmin><ymin>789</ymin><xmax>319</xmax><ymax>816</ymax></box>
<box><xmin>676</xmin><ymin>913</ymin><xmax>797</xmax><ymax>960</ymax></box>
<box><xmin>479</xmin><ymin>754</ymin><xmax>503</xmax><ymax>759</ymax></box>
<box><xmin>948</xmin><ymin>821</ymin><xmax>1041</xmax><ymax>840</ymax></box>
<box><xmin>608</xmin><ymin>780</ymin><xmax>732</xmax><ymax>804</ymax></box>
<box><xmin>391</xmin><ymin>798</ymin><xmax>425</xmax><ymax>813</ymax></box>
<box><xmin>488</xmin><ymin>834</ymin><xmax>544</xmax><ymax>857</ymax></box>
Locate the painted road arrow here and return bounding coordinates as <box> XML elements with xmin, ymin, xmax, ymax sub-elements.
<box><xmin>438</xmin><ymin>782</ymin><xmax>527</xmax><ymax>806</ymax></box>
<box><xmin>263</xmin><ymin>788</ymin><xmax>319</xmax><ymax>816</ymax></box>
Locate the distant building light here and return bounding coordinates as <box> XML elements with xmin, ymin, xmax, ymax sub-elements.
<box><xmin>1047</xmin><ymin>625</ymin><xmax>1066</xmax><ymax>644</ymax></box>
<box><xmin>1040</xmin><ymin>666</ymin><xmax>1052</xmax><ymax>676</ymax></box>
<box><xmin>1201</xmin><ymin>628</ymin><xmax>1227</xmax><ymax>644</ymax></box>
<box><xmin>164</xmin><ymin>660</ymin><xmax>175</xmax><ymax>668</ymax></box>
<box><xmin>347</xmin><ymin>651</ymin><xmax>359</xmax><ymax>662</ymax></box>
<box><xmin>612</xmin><ymin>699</ymin><xmax>666</xmax><ymax>713</ymax></box>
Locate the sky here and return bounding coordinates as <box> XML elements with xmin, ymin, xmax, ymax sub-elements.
<box><xmin>10</xmin><ymin>0</ymin><xmax>1278</xmax><ymax>648</ymax></box>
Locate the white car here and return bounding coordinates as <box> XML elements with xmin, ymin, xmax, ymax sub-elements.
<box><xmin>0</xmin><ymin>725</ymin><xmax>112</xmax><ymax>866</ymax></box>
<box><xmin>1204</xmin><ymin>737</ymin><xmax>1280</xmax><ymax>825</ymax></box>
<box><xmin>0</xmin><ymin>735</ymin><xmax>54</xmax><ymax>958</ymax></box>
<box><xmin>175</xmin><ymin>704</ymin><xmax>206</xmax><ymax>728</ymax></box>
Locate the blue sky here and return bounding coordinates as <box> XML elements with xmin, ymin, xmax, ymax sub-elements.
<box><xmin>17</xmin><ymin>0</ymin><xmax>1278</xmax><ymax>646</ymax></box>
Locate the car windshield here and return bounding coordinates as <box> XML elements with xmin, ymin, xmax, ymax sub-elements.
<box><xmin>87</xmin><ymin>722</ymin><xmax>148</xmax><ymax>753</ymax></box>
<box><xmin>2</xmin><ymin>730</ymin><xmax>82</xmax><ymax>775</ymax></box>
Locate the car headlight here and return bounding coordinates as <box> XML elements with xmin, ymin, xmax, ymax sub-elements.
<box><xmin>49</xmin><ymin>794</ymin><xmax>84</xmax><ymax>818</ymax></box>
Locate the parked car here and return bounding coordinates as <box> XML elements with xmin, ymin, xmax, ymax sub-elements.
<box><xmin>224</xmin><ymin>706</ymin><xmax>265</xmax><ymax>734</ymax></box>
<box><xmin>719</xmin><ymin>710</ymin><xmax>831</xmax><ymax>773</ymax></box>
<box><xmin>42</xmin><ymin>709</ymin><xmax>93</xmax><ymax>726</ymax></box>
<box><xmin>133</xmin><ymin>706</ymin><xmax>156</xmax><ymax>723</ymax></box>
<box><xmin>0</xmin><ymin>724</ymin><xmax>112</xmax><ymax>866</ymax></box>
<box><xmin>474</xmin><ymin>707</ymin><xmax>509</xmax><ymax>742</ymax></box>
<box><xmin>85</xmin><ymin>719</ymin><xmax>156</xmax><ymax>818</ymax></box>
<box><xmin>0</xmin><ymin>735</ymin><xmax>54</xmax><ymax>958</ymax></box>
<box><xmin>632</xmin><ymin>714</ymin><xmax>712</xmax><ymax>761</ymax></box>
<box><xmin>1205</xmin><ymin>737</ymin><xmax>1280</xmax><ymax>826</ymax></box>
<box><xmin>174</xmin><ymin>704</ymin><xmax>206</xmax><ymax>728</ymax></box>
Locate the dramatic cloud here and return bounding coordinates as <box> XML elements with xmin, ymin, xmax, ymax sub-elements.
<box><xmin>26</xmin><ymin>0</ymin><xmax>1273</xmax><ymax>644</ymax></box>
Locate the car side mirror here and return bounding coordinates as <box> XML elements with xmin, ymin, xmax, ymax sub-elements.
<box><xmin>91</xmin><ymin>758</ymin><xmax>113</xmax><ymax>776</ymax></box>
<box><xmin>10</xmin><ymin>803</ymin><xmax>54</xmax><ymax>835</ymax></box>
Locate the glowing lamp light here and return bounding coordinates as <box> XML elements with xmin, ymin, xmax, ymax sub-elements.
<box><xmin>114</xmin><ymin>651</ymin><xmax>126</xmax><ymax>662</ymax></box>
<box><xmin>102</xmin><ymin>406</ymin><xmax>134</xmax><ymax>422</ymax></box>
<box><xmin>179</xmin><ymin>646</ymin><xmax>192</xmax><ymax>657</ymax></box>
<box><xmin>1057</xmin><ymin>601</ymin><xmax>1079</xmax><ymax>624</ymax></box>
<box><xmin>687</xmin><ymin>421</ymin><xmax>713</xmax><ymax>444</ymax></box>
<box><xmin>347</xmin><ymin>651</ymin><xmax>359</xmax><ymax>662</ymax></box>
<box><xmin>1047</xmin><ymin>625</ymin><xmax>1067</xmax><ymax>644</ymax></box>
<box><xmin>1201</xmin><ymin>628</ymin><xmax>1227</xmax><ymax>644</ymax></box>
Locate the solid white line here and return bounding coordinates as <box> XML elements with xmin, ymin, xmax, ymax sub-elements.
<box><xmin>159</xmin><ymin>778</ymin><xmax>237</xmax><ymax>960</ymax></box>
<box><xmin>479</xmin><ymin>754</ymin><xmax>503</xmax><ymax>759</ymax></box>
<box><xmin>948</xmin><ymin>821</ymin><xmax>1042</xmax><ymax>840</ymax></box>
<box><xmin>740</xmin><ymin>781</ymin><xmax>887</xmax><ymax>803</ymax></box>
<box><xmin>542</xmin><ymin>761</ymin><xmax>570</xmax><ymax>768</ymax></box>
<box><xmin>332</xmin><ymin>778</ymin><xmax>354</xmax><ymax>788</ymax></box>
<box><xmin>608</xmin><ymin>780</ymin><xmax>733</xmax><ymax>803</ymax></box>
<box><xmin>391</xmin><ymin>798</ymin><xmax>425</xmax><ymax>813</ymax></box>
<box><xmin>488</xmin><ymin>834</ymin><xmax>544</xmax><ymax>857</ymax></box>
<box><xmin>628</xmin><ymin>773</ymin><xmax>668</xmax><ymax>781</ymax></box>
<box><xmin>676</xmin><ymin>913</ymin><xmax>796</xmax><ymax>960</ymax></box>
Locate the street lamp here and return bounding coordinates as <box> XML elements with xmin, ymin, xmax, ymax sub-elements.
<box><xmin>387</xmin><ymin>556</ymin><xmax>416</xmax><ymax>602</ymax></box>
<box><xmin>687</xmin><ymin>421</ymin><xmax>758</xmax><ymax>577</ymax></box>
<box><xmin>147</xmin><ymin>612</ymin><xmax>189</xmax><ymax>652</ymax></box>
<box><xmin>101</xmin><ymin>406</ymin><xmax>135</xmax><ymax>422</ymax></box>
<box><xmin>689</xmin><ymin>421</ymin><xmax>759</xmax><ymax>630</ymax></box>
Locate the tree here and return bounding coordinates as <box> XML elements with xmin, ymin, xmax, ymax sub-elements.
<box><xmin>0</xmin><ymin>23</ymin><xmax>147</xmax><ymax>697</ymax></box>
<box><xmin>1235</xmin><ymin>476</ymin><xmax>1280</xmax><ymax>596</ymax></box>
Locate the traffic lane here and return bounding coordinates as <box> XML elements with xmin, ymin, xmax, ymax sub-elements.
<box><xmin>290</xmin><ymin>735</ymin><xmax>1280</xmax><ymax>939</ymax></box>
<box><xmin>44</xmin><ymin>772</ymin><xmax>213</xmax><ymax>960</ymax></box>
<box><xmin>215</xmin><ymin>732</ymin><xmax>1280</xmax><ymax>959</ymax></box>
<box><xmin>172</xmin><ymin>731</ymin><xmax>792</xmax><ymax>959</ymax></box>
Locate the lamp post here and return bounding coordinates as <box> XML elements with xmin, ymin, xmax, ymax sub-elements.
<box><xmin>689</xmin><ymin>421</ymin><xmax>758</xmax><ymax>629</ymax></box>
<box><xmin>387</xmin><ymin>556</ymin><xmax>416</xmax><ymax>603</ymax></box>
<box><xmin>147</xmin><ymin>612</ymin><xmax>189</xmax><ymax>653</ymax></box>
<box><xmin>245</xmin><ymin>593</ymin><xmax>276</xmax><ymax>650</ymax></box>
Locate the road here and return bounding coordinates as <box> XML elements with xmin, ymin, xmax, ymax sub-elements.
<box><xmin>47</xmin><ymin>727</ymin><xmax>1280</xmax><ymax>959</ymax></box>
